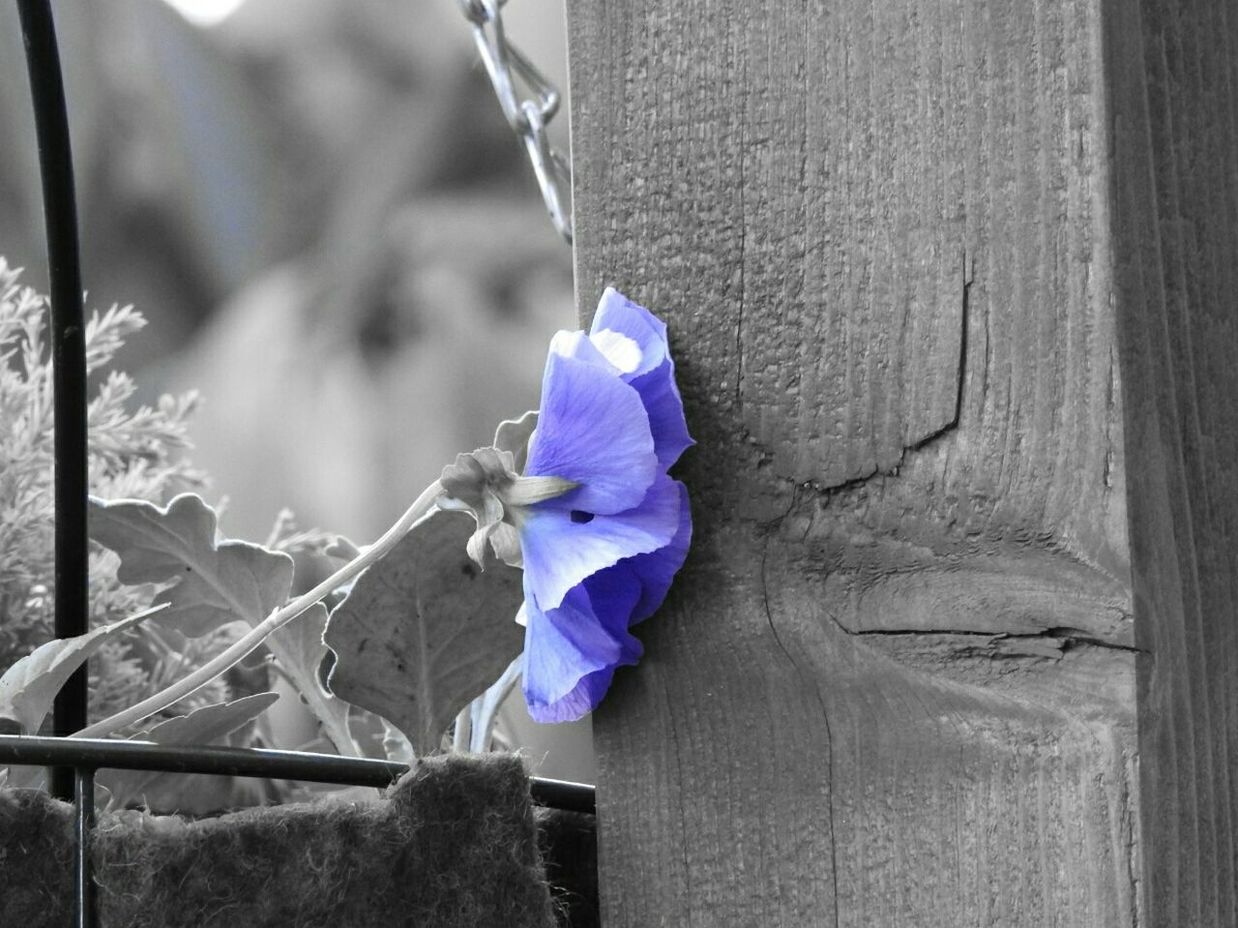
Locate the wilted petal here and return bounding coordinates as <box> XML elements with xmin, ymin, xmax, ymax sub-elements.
<box><xmin>520</xmin><ymin>474</ymin><xmax>682</xmax><ymax>610</ymax></box>
<box><xmin>524</xmin><ymin>352</ymin><xmax>657</xmax><ymax>515</ymax></box>
<box><xmin>493</xmin><ymin>411</ymin><xmax>538</xmax><ymax>474</ymax></box>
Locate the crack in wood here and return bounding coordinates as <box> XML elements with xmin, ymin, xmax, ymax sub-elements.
<box><xmin>759</xmin><ymin>536</ymin><xmax>839</xmax><ymax>928</ymax></box>
<box><xmin>847</xmin><ymin>625</ymin><xmax>1142</xmax><ymax>655</ymax></box>
<box><xmin>823</xmin><ymin>605</ymin><xmax>1144</xmax><ymax>656</ymax></box>
<box><xmin>812</xmin><ymin>253</ymin><xmax>973</xmax><ymax>496</ymax></box>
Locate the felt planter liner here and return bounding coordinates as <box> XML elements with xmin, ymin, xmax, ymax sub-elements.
<box><xmin>0</xmin><ymin>753</ymin><xmax>566</xmax><ymax>927</ymax></box>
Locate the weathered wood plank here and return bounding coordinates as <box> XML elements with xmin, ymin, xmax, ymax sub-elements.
<box><xmin>568</xmin><ymin>0</ymin><xmax>1154</xmax><ymax>924</ymax></box>
<box><xmin>1108</xmin><ymin>2</ymin><xmax>1238</xmax><ymax>925</ymax></box>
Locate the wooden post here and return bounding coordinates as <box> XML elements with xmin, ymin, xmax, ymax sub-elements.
<box><xmin>567</xmin><ymin>0</ymin><xmax>1237</xmax><ymax>924</ymax></box>
<box><xmin>1108</xmin><ymin>3</ymin><xmax>1238</xmax><ymax>925</ymax></box>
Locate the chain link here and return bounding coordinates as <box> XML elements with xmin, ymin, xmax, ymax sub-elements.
<box><xmin>457</xmin><ymin>0</ymin><xmax>573</xmax><ymax>244</ymax></box>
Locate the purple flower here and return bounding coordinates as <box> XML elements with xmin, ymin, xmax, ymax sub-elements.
<box><xmin>439</xmin><ymin>288</ymin><xmax>693</xmax><ymax>722</ymax></box>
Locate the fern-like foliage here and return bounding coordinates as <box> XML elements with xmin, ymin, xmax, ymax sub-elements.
<box><xmin>0</xmin><ymin>257</ymin><xmax>231</xmax><ymax>726</ymax></box>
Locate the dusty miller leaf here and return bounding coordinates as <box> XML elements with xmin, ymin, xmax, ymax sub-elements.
<box><xmin>324</xmin><ymin>509</ymin><xmax>525</xmax><ymax>755</ymax></box>
<box><xmin>89</xmin><ymin>493</ymin><xmax>294</xmax><ymax>637</ymax></box>
<box><xmin>267</xmin><ymin>604</ymin><xmax>358</xmax><ymax>756</ymax></box>
<box><xmin>100</xmin><ymin>692</ymin><xmax>280</xmax><ymax>809</ymax></box>
<box><xmin>0</xmin><ymin>604</ymin><xmax>166</xmax><ymax>735</ymax></box>
<box><xmin>132</xmin><ymin>691</ymin><xmax>279</xmax><ymax>745</ymax></box>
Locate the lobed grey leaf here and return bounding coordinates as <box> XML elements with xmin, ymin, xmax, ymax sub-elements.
<box><xmin>267</xmin><ymin>604</ymin><xmax>359</xmax><ymax>756</ymax></box>
<box><xmin>89</xmin><ymin>493</ymin><xmax>294</xmax><ymax>637</ymax></box>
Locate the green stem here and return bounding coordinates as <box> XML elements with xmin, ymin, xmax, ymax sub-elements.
<box><xmin>75</xmin><ymin>481</ymin><xmax>445</xmax><ymax>739</ymax></box>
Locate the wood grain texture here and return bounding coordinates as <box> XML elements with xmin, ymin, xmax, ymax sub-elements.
<box><xmin>568</xmin><ymin>0</ymin><xmax>1149</xmax><ymax>924</ymax></box>
<box><xmin>1107</xmin><ymin>2</ymin><xmax>1238</xmax><ymax>925</ymax></box>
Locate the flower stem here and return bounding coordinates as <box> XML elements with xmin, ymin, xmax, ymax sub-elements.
<box><xmin>75</xmin><ymin>481</ymin><xmax>445</xmax><ymax>740</ymax></box>
<box><xmin>450</xmin><ymin>707</ymin><xmax>470</xmax><ymax>753</ymax></box>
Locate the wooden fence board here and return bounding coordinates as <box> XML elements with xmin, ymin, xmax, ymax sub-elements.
<box><xmin>568</xmin><ymin>0</ymin><xmax>1237</xmax><ymax>923</ymax></box>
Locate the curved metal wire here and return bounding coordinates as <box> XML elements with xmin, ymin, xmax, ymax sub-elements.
<box><xmin>458</xmin><ymin>0</ymin><xmax>574</xmax><ymax>243</ymax></box>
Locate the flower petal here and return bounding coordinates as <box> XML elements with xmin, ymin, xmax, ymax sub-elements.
<box><xmin>520</xmin><ymin>474</ymin><xmax>683</xmax><ymax>610</ymax></box>
<box><xmin>525</xmin><ymin>668</ymin><xmax>616</xmax><ymax>723</ymax></box>
<box><xmin>628</xmin><ymin>361</ymin><xmax>695</xmax><ymax>470</ymax></box>
<box><xmin>522</xmin><ymin>571</ymin><xmax>644</xmax><ymax>722</ymax></box>
<box><xmin>590</xmin><ymin>290</ymin><xmax>694</xmax><ymax>469</ymax></box>
<box><xmin>610</xmin><ymin>478</ymin><xmax>692</xmax><ymax>623</ymax></box>
<box><xmin>524</xmin><ymin>352</ymin><xmax>657</xmax><ymax>515</ymax></box>
<box><xmin>590</xmin><ymin>288</ymin><xmax>669</xmax><ymax>378</ymax></box>
<box><xmin>549</xmin><ymin>329</ymin><xmax>628</xmax><ymax>374</ymax></box>
<box><xmin>521</xmin><ymin>584</ymin><xmax>622</xmax><ymax>711</ymax></box>
<box><xmin>590</xmin><ymin>329</ymin><xmax>643</xmax><ymax>374</ymax></box>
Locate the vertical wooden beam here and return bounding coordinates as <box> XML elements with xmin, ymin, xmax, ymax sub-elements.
<box><xmin>563</xmin><ymin>0</ymin><xmax>1205</xmax><ymax>923</ymax></box>
<box><xmin>1108</xmin><ymin>2</ymin><xmax>1238</xmax><ymax>925</ymax></box>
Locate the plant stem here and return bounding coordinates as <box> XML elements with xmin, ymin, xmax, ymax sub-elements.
<box><xmin>468</xmin><ymin>654</ymin><xmax>522</xmax><ymax>752</ymax></box>
<box><xmin>75</xmin><ymin>480</ymin><xmax>445</xmax><ymax>739</ymax></box>
<box><xmin>451</xmin><ymin>707</ymin><xmax>470</xmax><ymax>753</ymax></box>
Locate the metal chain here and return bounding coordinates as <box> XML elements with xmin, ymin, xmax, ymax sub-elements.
<box><xmin>457</xmin><ymin>0</ymin><xmax>573</xmax><ymax>244</ymax></box>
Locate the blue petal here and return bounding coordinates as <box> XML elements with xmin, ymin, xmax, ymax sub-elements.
<box><xmin>525</xmin><ymin>667</ymin><xmax>616</xmax><ymax>723</ymax></box>
<box><xmin>522</xmin><ymin>582</ymin><xmax>639</xmax><ymax>717</ymax></box>
<box><xmin>591</xmin><ymin>288</ymin><xmax>668</xmax><ymax>378</ymax></box>
<box><xmin>580</xmin><ymin>561</ymin><xmax>644</xmax><ymax>620</ymax></box>
<box><xmin>628</xmin><ymin>361</ymin><xmax>695</xmax><ymax>470</ymax></box>
<box><xmin>547</xmin><ymin>330</ymin><xmax>612</xmax><ymax>368</ymax></box>
<box><xmin>523</xmin><ymin>571</ymin><xmax>644</xmax><ymax>723</ymax></box>
<box><xmin>591</xmin><ymin>290</ymin><xmax>694</xmax><ymax>469</ymax></box>
<box><xmin>611</xmin><ymin>478</ymin><xmax>692</xmax><ymax>623</ymax></box>
<box><xmin>521</xmin><ymin>474</ymin><xmax>682</xmax><ymax>610</ymax></box>
<box><xmin>524</xmin><ymin>351</ymin><xmax>657</xmax><ymax>515</ymax></box>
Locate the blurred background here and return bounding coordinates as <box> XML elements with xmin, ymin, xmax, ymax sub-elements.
<box><xmin>0</xmin><ymin>0</ymin><xmax>594</xmax><ymax>783</ymax></box>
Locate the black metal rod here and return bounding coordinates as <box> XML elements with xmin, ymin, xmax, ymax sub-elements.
<box><xmin>3</xmin><ymin>736</ymin><xmax>406</xmax><ymax>786</ymax></box>
<box><xmin>17</xmin><ymin>0</ymin><xmax>89</xmax><ymax>801</ymax></box>
<box><xmin>530</xmin><ymin>775</ymin><xmax>597</xmax><ymax>816</ymax></box>
<box><xmin>0</xmin><ymin>735</ymin><xmax>597</xmax><ymax>813</ymax></box>
<box><xmin>74</xmin><ymin>767</ymin><xmax>97</xmax><ymax>928</ymax></box>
